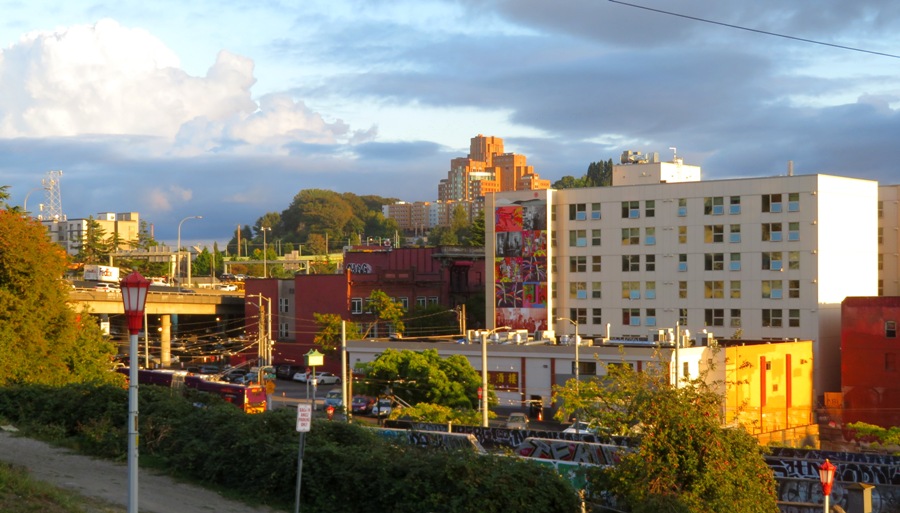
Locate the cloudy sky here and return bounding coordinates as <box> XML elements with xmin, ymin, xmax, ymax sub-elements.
<box><xmin>2</xmin><ymin>1</ymin><xmax>898</xmax><ymax>247</ymax></box>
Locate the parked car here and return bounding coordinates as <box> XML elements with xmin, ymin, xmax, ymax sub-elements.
<box><xmin>372</xmin><ymin>398</ymin><xmax>392</xmax><ymax>417</ymax></box>
<box><xmin>294</xmin><ymin>371</ymin><xmax>341</xmax><ymax>385</ymax></box>
<box><xmin>351</xmin><ymin>395</ymin><xmax>375</xmax><ymax>414</ymax></box>
<box><xmin>562</xmin><ymin>421</ymin><xmax>596</xmax><ymax>434</ymax></box>
<box><xmin>292</xmin><ymin>371</ymin><xmax>310</xmax><ymax>383</ymax></box>
<box><xmin>93</xmin><ymin>283</ymin><xmax>119</xmax><ymax>293</ymax></box>
<box><xmin>324</xmin><ymin>389</ymin><xmax>343</xmax><ymax>409</ymax></box>
<box><xmin>214</xmin><ymin>283</ymin><xmax>238</xmax><ymax>291</ymax></box>
<box><xmin>505</xmin><ymin>412</ymin><xmax>530</xmax><ymax>430</ymax></box>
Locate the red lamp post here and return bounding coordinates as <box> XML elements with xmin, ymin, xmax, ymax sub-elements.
<box><xmin>818</xmin><ymin>458</ymin><xmax>837</xmax><ymax>513</ymax></box>
<box><xmin>120</xmin><ymin>271</ymin><xmax>150</xmax><ymax>513</ymax></box>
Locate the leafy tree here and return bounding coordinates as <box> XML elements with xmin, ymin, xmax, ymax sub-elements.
<box><xmin>468</xmin><ymin>209</ymin><xmax>485</xmax><ymax>246</ymax></box>
<box><xmin>226</xmin><ymin>225</ymin><xmax>254</xmax><ymax>257</ymax></box>
<box><xmin>313</xmin><ymin>313</ymin><xmax>363</xmax><ymax>353</ymax></box>
<box><xmin>305</xmin><ymin>233</ymin><xmax>328</xmax><ymax>256</ymax></box>
<box><xmin>0</xmin><ymin>210</ymin><xmax>118</xmax><ymax>386</ymax></box>
<box><xmin>357</xmin><ymin>348</ymin><xmax>482</xmax><ymax>410</ymax></box>
<box><xmin>551</xmin><ymin>175</ymin><xmax>586</xmax><ymax>189</ymax></box>
<box><xmin>556</xmin><ymin>359</ymin><xmax>779</xmax><ymax>513</ymax></box>
<box><xmin>364</xmin><ymin>290</ymin><xmax>406</xmax><ymax>336</ymax></box>
<box><xmin>75</xmin><ymin>216</ymin><xmax>110</xmax><ymax>264</ymax></box>
<box><xmin>585</xmin><ymin>159</ymin><xmax>613</xmax><ymax>187</ymax></box>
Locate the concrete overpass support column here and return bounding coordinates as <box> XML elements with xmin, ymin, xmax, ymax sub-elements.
<box><xmin>160</xmin><ymin>315</ymin><xmax>172</xmax><ymax>367</ymax></box>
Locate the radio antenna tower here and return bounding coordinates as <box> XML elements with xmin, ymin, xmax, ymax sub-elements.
<box><xmin>42</xmin><ymin>170</ymin><xmax>64</xmax><ymax>221</ymax></box>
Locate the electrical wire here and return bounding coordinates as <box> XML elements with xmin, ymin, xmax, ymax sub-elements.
<box><xmin>608</xmin><ymin>0</ymin><xmax>900</xmax><ymax>59</ymax></box>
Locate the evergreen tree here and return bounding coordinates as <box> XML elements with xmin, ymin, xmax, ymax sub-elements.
<box><xmin>76</xmin><ymin>216</ymin><xmax>111</xmax><ymax>264</ymax></box>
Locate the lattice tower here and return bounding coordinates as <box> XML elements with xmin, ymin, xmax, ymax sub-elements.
<box><xmin>41</xmin><ymin>170</ymin><xmax>64</xmax><ymax>221</ymax></box>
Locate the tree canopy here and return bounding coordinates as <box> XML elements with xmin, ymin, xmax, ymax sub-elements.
<box><xmin>0</xmin><ymin>208</ymin><xmax>119</xmax><ymax>386</ymax></box>
<box><xmin>552</xmin><ymin>159</ymin><xmax>613</xmax><ymax>189</ymax></box>
<box><xmin>554</xmin><ymin>358</ymin><xmax>779</xmax><ymax>513</ymax></box>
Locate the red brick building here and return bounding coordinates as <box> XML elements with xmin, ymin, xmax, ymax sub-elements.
<box><xmin>840</xmin><ymin>296</ymin><xmax>900</xmax><ymax>427</ymax></box>
<box><xmin>244</xmin><ymin>245</ymin><xmax>485</xmax><ymax>372</ymax></box>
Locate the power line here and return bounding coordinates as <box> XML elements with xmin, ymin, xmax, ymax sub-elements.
<box><xmin>608</xmin><ymin>0</ymin><xmax>900</xmax><ymax>59</ymax></box>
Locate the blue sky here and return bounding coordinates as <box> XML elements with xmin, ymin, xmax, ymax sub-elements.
<box><xmin>2</xmin><ymin>0</ymin><xmax>899</xmax><ymax>247</ymax></box>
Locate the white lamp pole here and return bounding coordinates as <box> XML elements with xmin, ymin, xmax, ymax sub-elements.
<box><xmin>120</xmin><ymin>272</ymin><xmax>150</xmax><ymax>513</ymax></box>
<box><xmin>481</xmin><ymin>326</ymin><xmax>510</xmax><ymax>427</ymax></box>
<box><xmin>176</xmin><ymin>215</ymin><xmax>202</xmax><ymax>286</ymax></box>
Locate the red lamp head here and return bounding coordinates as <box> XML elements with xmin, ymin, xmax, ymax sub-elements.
<box><xmin>818</xmin><ymin>458</ymin><xmax>837</xmax><ymax>496</ymax></box>
<box><xmin>120</xmin><ymin>271</ymin><xmax>150</xmax><ymax>335</ymax></box>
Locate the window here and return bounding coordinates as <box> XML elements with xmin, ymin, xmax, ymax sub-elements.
<box><xmin>679</xmin><ymin>281</ymin><xmax>688</xmax><ymax>299</ymax></box>
<box><xmin>704</xmin><ymin>253</ymin><xmax>724</xmax><ymax>271</ymax></box>
<box><xmin>704</xmin><ymin>308</ymin><xmax>724</xmax><ymax>327</ymax></box>
<box><xmin>679</xmin><ymin>308</ymin><xmax>688</xmax><ymax>326</ymax></box>
<box><xmin>787</xmin><ymin>222</ymin><xmax>800</xmax><ymax>241</ymax></box>
<box><xmin>591</xmin><ymin>282</ymin><xmax>602</xmax><ymax>299</ymax></box>
<box><xmin>570</xmin><ymin>308</ymin><xmax>587</xmax><ymax>326</ymax></box>
<box><xmin>569</xmin><ymin>203</ymin><xmax>586</xmax><ymax>221</ymax></box>
<box><xmin>729</xmin><ymin>196</ymin><xmax>741</xmax><ymax>214</ymax></box>
<box><xmin>704</xmin><ymin>281</ymin><xmax>724</xmax><ymax>299</ymax></box>
<box><xmin>880</xmin><ymin>254</ymin><xmax>884</xmax><ymax>271</ymax></box>
<box><xmin>279</xmin><ymin>322</ymin><xmax>290</xmax><ymax>339</ymax></box>
<box><xmin>730</xmin><ymin>309</ymin><xmax>742</xmax><ymax>328</ymax></box>
<box><xmin>622</xmin><ymin>281</ymin><xmax>641</xmax><ymax>300</ymax></box>
<box><xmin>762</xmin><ymin>223</ymin><xmax>783</xmax><ymax>242</ymax></box>
<box><xmin>591</xmin><ymin>203</ymin><xmax>602</xmax><ymax>219</ymax></box>
<box><xmin>730</xmin><ymin>280</ymin><xmax>741</xmax><ymax>299</ymax></box>
<box><xmin>678</xmin><ymin>254</ymin><xmax>687</xmax><ymax>272</ymax></box>
<box><xmin>729</xmin><ymin>224</ymin><xmax>741</xmax><ymax>243</ymax></box>
<box><xmin>399</xmin><ymin>297</ymin><xmax>409</xmax><ymax>309</ymax></box>
<box><xmin>570</xmin><ymin>282</ymin><xmax>587</xmax><ymax>300</ymax></box>
<box><xmin>880</xmin><ymin>227</ymin><xmax>884</xmax><ymax>245</ymax></box>
<box><xmin>788</xmin><ymin>192</ymin><xmax>800</xmax><ymax>212</ymax></box>
<box><xmin>762</xmin><ymin>252</ymin><xmax>783</xmax><ymax>271</ymax></box>
<box><xmin>645</xmin><ymin>281</ymin><xmax>656</xmax><ymax>299</ymax></box>
<box><xmin>591</xmin><ymin>255</ymin><xmax>602</xmax><ymax>272</ymax></box>
<box><xmin>678</xmin><ymin>226</ymin><xmax>687</xmax><ymax>244</ymax></box>
<box><xmin>645</xmin><ymin>200</ymin><xmax>656</xmax><ymax>218</ymax></box>
<box><xmin>279</xmin><ymin>297</ymin><xmax>289</xmax><ymax>313</ymax></box>
<box><xmin>879</xmin><ymin>201</ymin><xmax>884</xmax><ymax>218</ymax></box>
<box><xmin>621</xmin><ymin>228</ymin><xmax>640</xmax><ymax>245</ymax></box>
<box><xmin>622</xmin><ymin>254</ymin><xmax>640</xmax><ymax>272</ymax></box>
<box><xmin>677</xmin><ymin>198</ymin><xmax>687</xmax><ymax>217</ymax></box>
<box><xmin>762</xmin><ymin>194</ymin><xmax>783</xmax><ymax>213</ymax></box>
<box><xmin>789</xmin><ymin>251</ymin><xmax>800</xmax><ymax>270</ymax></box>
<box><xmin>591</xmin><ymin>229</ymin><xmax>602</xmax><ymax>246</ymax></box>
<box><xmin>789</xmin><ymin>309</ymin><xmax>800</xmax><ymax>328</ymax></box>
<box><xmin>762</xmin><ymin>280</ymin><xmax>783</xmax><ymax>299</ymax></box>
<box><xmin>762</xmin><ymin>309</ymin><xmax>783</xmax><ymax>327</ymax></box>
<box><xmin>622</xmin><ymin>201</ymin><xmax>640</xmax><ymax>219</ymax></box>
<box><xmin>623</xmin><ymin>308</ymin><xmax>641</xmax><ymax>326</ymax></box>
<box><xmin>789</xmin><ymin>280</ymin><xmax>800</xmax><ymax>298</ymax></box>
<box><xmin>570</xmin><ymin>256</ymin><xmax>587</xmax><ymax>273</ymax></box>
<box><xmin>886</xmin><ymin>353</ymin><xmax>897</xmax><ymax>373</ymax></box>
<box><xmin>416</xmin><ymin>296</ymin><xmax>427</xmax><ymax>308</ymax></box>
<box><xmin>704</xmin><ymin>225</ymin><xmax>724</xmax><ymax>243</ymax></box>
<box><xmin>646</xmin><ymin>308</ymin><xmax>657</xmax><ymax>326</ymax></box>
<box><xmin>428</xmin><ymin>296</ymin><xmax>439</xmax><ymax>305</ymax></box>
<box><xmin>645</xmin><ymin>227</ymin><xmax>656</xmax><ymax>245</ymax></box>
<box><xmin>569</xmin><ymin>230</ymin><xmax>587</xmax><ymax>247</ymax></box>
<box><xmin>729</xmin><ymin>253</ymin><xmax>741</xmax><ymax>271</ymax></box>
<box><xmin>704</xmin><ymin>196</ymin><xmax>724</xmax><ymax>215</ymax></box>
<box><xmin>887</xmin><ymin>321</ymin><xmax>897</xmax><ymax>338</ymax></box>
<box><xmin>592</xmin><ymin>308</ymin><xmax>603</xmax><ymax>325</ymax></box>
<box><xmin>645</xmin><ymin>254</ymin><xmax>656</xmax><ymax>272</ymax></box>
<box><xmin>351</xmin><ymin>297</ymin><xmax>364</xmax><ymax>314</ymax></box>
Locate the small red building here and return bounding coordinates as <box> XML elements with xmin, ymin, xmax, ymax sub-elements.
<box><xmin>245</xmin><ymin>245</ymin><xmax>485</xmax><ymax>372</ymax></box>
<box><xmin>840</xmin><ymin>296</ymin><xmax>900</xmax><ymax>428</ymax></box>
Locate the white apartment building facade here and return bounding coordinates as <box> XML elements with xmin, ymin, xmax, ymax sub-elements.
<box><xmin>879</xmin><ymin>184</ymin><xmax>900</xmax><ymax>296</ymax></box>
<box><xmin>486</xmin><ymin>167</ymin><xmax>879</xmax><ymax>398</ymax></box>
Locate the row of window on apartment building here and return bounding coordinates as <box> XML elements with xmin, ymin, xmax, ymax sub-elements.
<box><xmin>566</xmin><ymin>223</ymin><xmax>802</xmax><ymax>247</ymax></box>
<box><xmin>350</xmin><ymin>296</ymin><xmax>440</xmax><ymax>314</ymax></box>
<box><xmin>562</xmin><ymin>306</ymin><xmax>799</xmax><ymax>333</ymax></box>
<box><xmin>565</xmin><ymin>193</ymin><xmax>802</xmax><ymax>221</ymax></box>
<box><xmin>566</xmin><ymin>278</ymin><xmax>802</xmax><ymax>301</ymax></box>
<box><xmin>563</xmin><ymin>251</ymin><xmax>799</xmax><ymax>273</ymax></box>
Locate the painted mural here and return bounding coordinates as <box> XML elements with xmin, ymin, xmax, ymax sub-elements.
<box><xmin>494</xmin><ymin>197</ymin><xmax>549</xmax><ymax>332</ymax></box>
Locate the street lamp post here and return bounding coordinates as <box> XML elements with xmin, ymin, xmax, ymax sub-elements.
<box><xmin>261</xmin><ymin>226</ymin><xmax>271</xmax><ymax>277</ymax></box>
<box><xmin>480</xmin><ymin>326</ymin><xmax>510</xmax><ymax>427</ymax></box>
<box><xmin>176</xmin><ymin>215</ymin><xmax>202</xmax><ymax>286</ymax></box>
<box><xmin>120</xmin><ymin>272</ymin><xmax>150</xmax><ymax>513</ymax></box>
<box><xmin>22</xmin><ymin>186</ymin><xmax>47</xmax><ymax>217</ymax></box>
<box><xmin>819</xmin><ymin>459</ymin><xmax>837</xmax><ymax>513</ymax></box>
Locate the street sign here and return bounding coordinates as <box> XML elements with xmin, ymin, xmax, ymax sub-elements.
<box><xmin>266</xmin><ymin>381</ymin><xmax>276</xmax><ymax>395</ymax></box>
<box><xmin>296</xmin><ymin>403</ymin><xmax>312</xmax><ymax>432</ymax></box>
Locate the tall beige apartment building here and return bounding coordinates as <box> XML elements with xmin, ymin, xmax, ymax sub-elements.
<box><xmin>43</xmin><ymin>212</ymin><xmax>140</xmax><ymax>256</ymax></box>
<box><xmin>879</xmin><ymin>184</ymin><xmax>900</xmax><ymax>296</ymax></box>
<box><xmin>486</xmin><ymin>159</ymin><xmax>880</xmax><ymax>398</ymax></box>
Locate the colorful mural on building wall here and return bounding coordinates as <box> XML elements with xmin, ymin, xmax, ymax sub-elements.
<box><xmin>493</xmin><ymin>196</ymin><xmax>549</xmax><ymax>332</ymax></box>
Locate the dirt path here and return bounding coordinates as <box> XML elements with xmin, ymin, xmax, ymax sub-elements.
<box><xmin>0</xmin><ymin>427</ymin><xmax>284</xmax><ymax>513</ymax></box>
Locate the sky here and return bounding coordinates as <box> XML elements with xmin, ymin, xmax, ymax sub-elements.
<box><xmin>2</xmin><ymin>0</ymin><xmax>899</xmax><ymax>248</ymax></box>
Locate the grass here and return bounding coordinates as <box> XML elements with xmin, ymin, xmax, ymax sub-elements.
<box><xmin>0</xmin><ymin>461</ymin><xmax>119</xmax><ymax>513</ymax></box>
